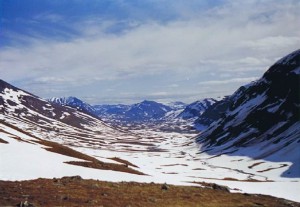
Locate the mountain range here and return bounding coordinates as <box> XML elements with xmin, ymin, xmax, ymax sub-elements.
<box><xmin>49</xmin><ymin>97</ymin><xmax>218</xmax><ymax>128</ymax></box>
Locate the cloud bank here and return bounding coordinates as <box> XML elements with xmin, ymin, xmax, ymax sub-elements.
<box><xmin>0</xmin><ymin>0</ymin><xmax>299</xmax><ymax>104</ymax></box>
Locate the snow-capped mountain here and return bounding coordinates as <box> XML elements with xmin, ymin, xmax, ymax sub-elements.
<box><xmin>194</xmin><ymin>96</ymin><xmax>231</xmax><ymax>129</ymax></box>
<box><xmin>94</xmin><ymin>100</ymin><xmax>173</xmax><ymax>122</ymax></box>
<box><xmin>93</xmin><ymin>104</ymin><xmax>130</xmax><ymax>115</ymax></box>
<box><xmin>125</xmin><ymin>100</ymin><xmax>172</xmax><ymax>121</ymax></box>
<box><xmin>166</xmin><ymin>101</ymin><xmax>187</xmax><ymax>110</ymax></box>
<box><xmin>49</xmin><ymin>96</ymin><xmax>217</xmax><ymax>129</ymax></box>
<box><xmin>177</xmin><ymin>98</ymin><xmax>217</xmax><ymax>120</ymax></box>
<box><xmin>0</xmin><ymin>79</ymin><xmax>145</xmax><ymax>151</ymax></box>
<box><xmin>49</xmin><ymin>96</ymin><xmax>96</xmax><ymax>115</ymax></box>
<box><xmin>196</xmin><ymin>49</ymin><xmax>300</xmax><ymax>177</ymax></box>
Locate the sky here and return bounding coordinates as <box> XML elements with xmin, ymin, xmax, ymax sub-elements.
<box><xmin>0</xmin><ymin>0</ymin><xmax>299</xmax><ymax>104</ymax></box>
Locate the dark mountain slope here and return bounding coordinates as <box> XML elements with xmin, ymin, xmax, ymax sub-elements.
<box><xmin>49</xmin><ymin>96</ymin><xmax>96</xmax><ymax>116</ymax></box>
<box><xmin>177</xmin><ymin>98</ymin><xmax>217</xmax><ymax>120</ymax></box>
<box><xmin>94</xmin><ymin>100</ymin><xmax>172</xmax><ymax>122</ymax></box>
<box><xmin>194</xmin><ymin>96</ymin><xmax>231</xmax><ymax>129</ymax></box>
<box><xmin>0</xmin><ymin>79</ymin><xmax>143</xmax><ymax>150</ymax></box>
<box><xmin>196</xmin><ymin>49</ymin><xmax>300</xmax><ymax>177</ymax></box>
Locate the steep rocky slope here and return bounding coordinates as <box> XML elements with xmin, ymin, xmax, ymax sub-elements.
<box><xmin>177</xmin><ymin>98</ymin><xmax>217</xmax><ymax>120</ymax></box>
<box><xmin>49</xmin><ymin>96</ymin><xmax>96</xmax><ymax>116</ymax></box>
<box><xmin>194</xmin><ymin>96</ymin><xmax>230</xmax><ymax>129</ymax></box>
<box><xmin>196</xmin><ymin>49</ymin><xmax>300</xmax><ymax>177</ymax></box>
<box><xmin>0</xmin><ymin>79</ymin><xmax>154</xmax><ymax>151</ymax></box>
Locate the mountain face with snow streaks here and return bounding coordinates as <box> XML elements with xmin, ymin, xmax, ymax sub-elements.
<box><xmin>93</xmin><ymin>100</ymin><xmax>174</xmax><ymax>122</ymax></box>
<box><xmin>49</xmin><ymin>95</ymin><xmax>219</xmax><ymax>128</ymax></box>
<box><xmin>196</xmin><ymin>49</ymin><xmax>300</xmax><ymax>177</ymax></box>
<box><xmin>0</xmin><ymin>80</ymin><xmax>146</xmax><ymax>152</ymax></box>
<box><xmin>124</xmin><ymin>100</ymin><xmax>172</xmax><ymax>121</ymax></box>
<box><xmin>194</xmin><ymin>96</ymin><xmax>231</xmax><ymax>129</ymax></box>
<box><xmin>177</xmin><ymin>98</ymin><xmax>217</xmax><ymax>120</ymax></box>
<box><xmin>49</xmin><ymin>96</ymin><xmax>96</xmax><ymax>116</ymax></box>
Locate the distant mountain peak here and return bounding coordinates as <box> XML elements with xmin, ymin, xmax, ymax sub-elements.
<box><xmin>139</xmin><ymin>100</ymin><xmax>158</xmax><ymax>105</ymax></box>
<box><xmin>49</xmin><ymin>96</ymin><xmax>96</xmax><ymax>115</ymax></box>
<box><xmin>176</xmin><ymin>98</ymin><xmax>217</xmax><ymax>120</ymax></box>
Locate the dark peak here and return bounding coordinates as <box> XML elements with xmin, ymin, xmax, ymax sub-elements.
<box><xmin>196</xmin><ymin>49</ymin><xmax>300</xmax><ymax>158</ymax></box>
<box><xmin>67</xmin><ymin>96</ymin><xmax>83</xmax><ymax>102</ymax></box>
<box><xmin>50</xmin><ymin>96</ymin><xmax>86</xmax><ymax>105</ymax></box>
<box><xmin>0</xmin><ymin>79</ymin><xmax>35</xmax><ymax>97</ymax></box>
<box><xmin>274</xmin><ymin>49</ymin><xmax>300</xmax><ymax>66</ymax></box>
<box><xmin>264</xmin><ymin>49</ymin><xmax>300</xmax><ymax>78</ymax></box>
<box><xmin>171</xmin><ymin>101</ymin><xmax>186</xmax><ymax>105</ymax></box>
<box><xmin>137</xmin><ymin>100</ymin><xmax>166</xmax><ymax>108</ymax></box>
<box><xmin>202</xmin><ymin>98</ymin><xmax>217</xmax><ymax>103</ymax></box>
<box><xmin>140</xmin><ymin>100</ymin><xmax>157</xmax><ymax>104</ymax></box>
<box><xmin>189</xmin><ymin>98</ymin><xmax>216</xmax><ymax>106</ymax></box>
<box><xmin>0</xmin><ymin>79</ymin><xmax>15</xmax><ymax>91</ymax></box>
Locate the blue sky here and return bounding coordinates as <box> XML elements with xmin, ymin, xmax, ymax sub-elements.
<box><xmin>0</xmin><ymin>0</ymin><xmax>299</xmax><ymax>104</ymax></box>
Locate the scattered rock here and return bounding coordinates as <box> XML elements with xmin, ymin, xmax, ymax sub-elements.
<box><xmin>148</xmin><ymin>197</ymin><xmax>157</xmax><ymax>203</ymax></box>
<box><xmin>111</xmin><ymin>183</ymin><xmax>120</xmax><ymax>188</ymax></box>
<box><xmin>61</xmin><ymin>175</ymin><xmax>82</xmax><ymax>182</ymax></box>
<box><xmin>211</xmin><ymin>183</ymin><xmax>230</xmax><ymax>192</ymax></box>
<box><xmin>61</xmin><ymin>195</ymin><xmax>69</xmax><ymax>200</ymax></box>
<box><xmin>53</xmin><ymin>178</ymin><xmax>59</xmax><ymax>183</ymax></box>
<box><xmin>253</xmin><ymin>202</ymin><xmax>265</xmax><ymax>206</ymax></box>
<box><xmin>92</xmin><ymin>183</ymin><xmax>100</xmax><ymax>188</ymax></box>
<box><xmin>70</xmin><ymin>175</ymin><xmax>83</xmax><ymax>180</ymax></box>
<box><xmin>283</xmin><ymin>200</ymin><xmax>299</xmax><ymax>207</ymax></box>
<box><xmin>161</xmin><ymin>183</ymin><xmax>169</xmax><ymax>190</ymax></box>
<box><xmin>16</xmin><ymin>201</ymin><xmax>35</xmax><ymax>207</ymax></box>
<box><xmin>86</xmin><ymin>200</ymin><xmax>99</xmax><ymax>205</ymax></box>
<box><xmin>101</xmin><ymin>193</ymin><xmax>108</xmax><ymax>197</ymax></box>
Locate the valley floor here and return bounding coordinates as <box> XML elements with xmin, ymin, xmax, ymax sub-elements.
<box><xmin>1</xmin><ymin>122</ymin><xmax>300</xmax><ymax>203</ymax></box>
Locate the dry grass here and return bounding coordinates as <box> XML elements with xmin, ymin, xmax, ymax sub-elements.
<box><xmin>257</xmin><ymin>164</ymin><xmax>289</xmax><ymax>173</ymax></box>
<box><xmin>109</xmin><ymin>157</ymin><xmax>139</xmax><ymax>168</ymax></box>
<box><xmin>248</xmin><ymin>162</ymin><xmax>265</xmax><ymax>169</ymax></box>
<box><xmin>0</xmin><ymin>177</ymin><xmax>298</xmax><ymax>207</ymax></box>
<box><xmin>36</xmin><ymin>139</ymin><xmax>145</xmax><ymax>175</ymax></box>
<box><xmin>0</xmin><ymin>123</ymin><xmax>145</xmax><ymax>176</ymax></box>
<box><xmin>190</xmin><ymin>177</ymin><xmax>273</xmax><ymax>183</ymax></box>
<box><xmin>0</xmin><ymin>137</ymin><xmax>9</xmax><ymax>144</ymax></box>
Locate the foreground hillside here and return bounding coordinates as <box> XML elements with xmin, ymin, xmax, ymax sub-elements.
<box><xmin>0</xmin><ymin>177</ymin><xmax>299</xmax><ymax>207</ymax></box>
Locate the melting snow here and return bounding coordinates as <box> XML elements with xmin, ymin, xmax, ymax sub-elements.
<box><xmin>0</xmin><ymin>123</ymin><xmax>299</xmax><ymax>202</ymax></box>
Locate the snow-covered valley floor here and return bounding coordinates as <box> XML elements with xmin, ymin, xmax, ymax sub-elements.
<box><xmin>0</xmin><ymin>123</ymin><xmax>299</xmax><ymax>202</ymax></box>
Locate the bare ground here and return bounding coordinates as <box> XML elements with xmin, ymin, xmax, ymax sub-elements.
<box><xmin>0</xmin><ymin>177</ymin><xmax>299</xmax><ymax>207</ymax></box>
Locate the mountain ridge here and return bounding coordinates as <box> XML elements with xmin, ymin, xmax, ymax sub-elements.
<box><xmin>196</xmin><ymin>49</ymin><xmax>300</xmax><ymax>177</ymax></box>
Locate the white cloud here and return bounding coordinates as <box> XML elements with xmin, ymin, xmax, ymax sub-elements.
<box><xmin>240</xmin><ymin>36</ymin><xmax>300</xmax><ymax>52</ymax></box>
<box><xmin>0</xmin><ymin>0</ymin><xmax>299</xmax><ymax>103</ymax></box>
<box><xmin>168</xmin><ymin>84</ymin><xmax>179</xmax><ymax>88</ymax></box>
<box><xmin>198</xmin><ymin>77</ymin><xmax>259</xmax><ymax>86</ymax></box>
